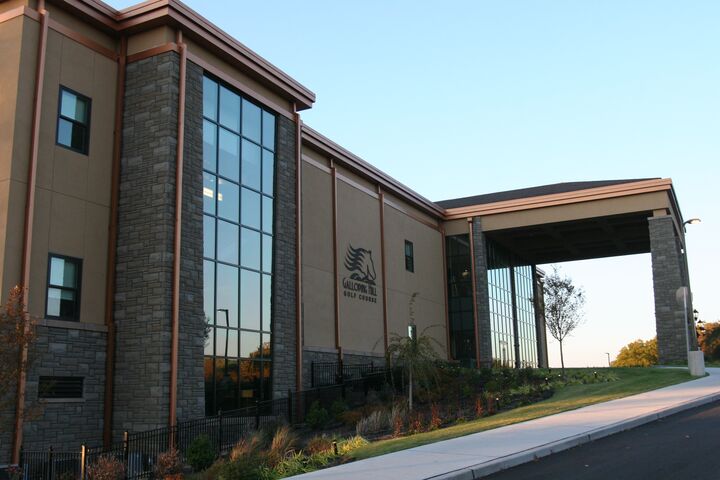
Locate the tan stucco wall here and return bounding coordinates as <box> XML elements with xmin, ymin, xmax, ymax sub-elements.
<box><xmin>0</xmin><ymin>15</ymin><xmax>31</xmax><ymax>301</ymax></box>
<box><xmin>2</xmin><ymin>14</ymin><xmax>115</xmax><ymax>325</ymax></box>
<box><xmin>301</xmin><ymin>160</ymin><xmax>335</xmax><ymax>349</ymax></box>
<box><xmin>384</xmin><ymin>205</ymin><xmax>447</xmax><ymax>356</ymax></box>
<box><xmin>443</xmin><ymin>218</ymin><xmax>468</xmax><ymax>236</ymax></box>
<box><xmin>300</xmin><ymin>144</ymin><xmax>449</xmax><ymax>358</ymax></box>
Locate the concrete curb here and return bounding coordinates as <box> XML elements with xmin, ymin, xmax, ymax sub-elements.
<box><xmin>427</xmin><ymin>390</ymin><xmax>720</xmax><ymax>480</ymax></box>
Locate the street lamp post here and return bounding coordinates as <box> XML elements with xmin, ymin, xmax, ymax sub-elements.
<box><xmin>605</xmin><ymin>352</ymin><xmax>611</xmax><ymax>367</ymax></box>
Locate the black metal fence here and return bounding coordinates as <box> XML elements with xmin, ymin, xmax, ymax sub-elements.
<box><xmin>310</xmin><ymin>361</ymin><xmax>382</xmax><ymax>387</ymax></box>
<box><xmin>20</xmin><ymin>362</ymin><xmax>392</xmax><ymax>479</ymax></box>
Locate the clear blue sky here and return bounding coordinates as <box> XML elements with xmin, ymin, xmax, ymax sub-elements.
<box><xmin>109</xmin><ymin>0</ymin><xmax>720</xmax><ymax>367</ymax></box>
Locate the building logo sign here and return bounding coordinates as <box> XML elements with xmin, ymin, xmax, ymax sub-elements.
<box><xmin>342</xmin><ymin>244</ymin><xmax>378</xmax><ymax>303</ymax></box>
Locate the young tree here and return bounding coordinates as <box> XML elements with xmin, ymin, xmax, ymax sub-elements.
<box><xmin>0</xmin><ymin>286</ymin><xmax>37</xmax><ymax>420</ymax></box>
<box><xmin>612</xmin><ymin>337</ymin><xmax>658</xmax><ymax>367</ymax></box>
<box><xmin>385</xmin><ymin>293</ymin><xmax>441</xmax><ymax>411</ymax></box>
<box><xmin>543</xmin><ymin>268</ymin><xmax>585</xmax><ymax>375</ymax></box>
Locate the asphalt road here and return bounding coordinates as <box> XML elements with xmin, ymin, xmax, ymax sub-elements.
<box><xmin>483</xmin><ymin>400</ymin><xmax>720</xmax><ymax>480</ymax></box>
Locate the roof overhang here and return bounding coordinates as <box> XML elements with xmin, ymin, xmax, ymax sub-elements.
<box><xmin>46</xmin><ymin>0</ymin><xmax>316</xmax><ymax>110</ymax></box>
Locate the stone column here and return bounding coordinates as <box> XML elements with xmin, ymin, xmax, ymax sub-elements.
<box><xmin>471</xmin><ymin>218</ymin><xmax>493</xmax><ymax>368</ymax></box>
<box><xmin>649</xmin><ymin>215</ymin><xmax>694</xmax><ymax>364</ymax></box>
<box><xmin>113</xmin><ymin>52</ymin><xmax>205</xmax><ymax>436</ymax></box>
<box><xmin>270</xmin><ymin>115</ymin><xmax>298</xmax><ymax>398</ymax></box>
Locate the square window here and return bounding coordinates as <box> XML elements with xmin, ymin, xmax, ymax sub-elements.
<box><xmin>46</xmin><ymin>255</ymin><xmax>82</xmax><ymax>321</ymax></box>
<box><xmin>404</xmin><ymin>240</ymin><xmax>414</xmax><ymax>273</ymax></box>
<box><xmin>56</xmin><ymin>87</ymin><xmax>91</xmax><ymax>154</ymax></box>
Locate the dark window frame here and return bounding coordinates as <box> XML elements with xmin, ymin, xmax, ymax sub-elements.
<box><xmin>45</xmin><ymin>253</ymin><xmax>83</xmax><ymax>322</ymax></box>
<box><xmin>404</xmin><ymin>240</ymin><xmax>415</xmax><ymax>273</ymax></box>
<box><xmin>56</xmin><ymin>86</ymin><xmax>92</xmax><ymax>155</ymax></box>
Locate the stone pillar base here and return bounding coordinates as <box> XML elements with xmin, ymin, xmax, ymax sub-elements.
<box><xmin>688</xmin><ymin>351</ymin><xmax>705</xmax><ymax>377</ymax></box>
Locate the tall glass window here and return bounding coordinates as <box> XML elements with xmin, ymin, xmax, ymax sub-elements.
<box><xmin>487</xmin><ymin>240</ymin><xmax>538</xmax><ymax>368</ymax></box>
<box><xmin>446</xmin><ymin>235</ymin><xmax>476</xmax><ymax>366</ymax></box>
<box><xmin>487</xmin><ymin>243</ymin><xmax>515</xmax><ymax>367</ymax></box>
<box><xmin>203</xmin><ymin>75</ymin><xmax>275</xmax><ymax>414</ymax></box>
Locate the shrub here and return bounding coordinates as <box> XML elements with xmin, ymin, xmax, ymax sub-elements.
<box><xmin>186</xmin><ymin>435</ymin><xmax>216</xmax><ymax>472</ymax></box>
<box><xmin>87</xmin><ymin>456</ymin><xmax>125</xmax><ymax>480</ymax></box>
<box><xmin>304</xmin><ymin>435</ymin><xmax>334</xmax><ymax>455</ymax></box>
<box><xmin>214</xmin><ymin>455</ymin><xmax>266</xmax><ymax>480</ymax></box>
<box><xmin>429</xmin><ymin>404</ymin><xmax>442</xmax><ymax>430</ymax></box>
<box><xmin>305</xmin><ymin>401</ymin><xmax>330</xmax><ymax>430</ymax></box>
<box><xmin>338</xmin><ymin>408</ymin><xmax>364</xmax><ymax>427</ymax></box>
<box><xmin>337</xmin><ymin>435</ymin><xmax>369</xmax><ymax>455</ymax></box>
<box><xmin>267</xmin><ymin>425</ymin><xmax>298</xmax><ymax>467</ymax></box>
<box><xmin>356</xmin><ymin>409</ymin><xmax>389</xmax><ymax>436</ymax></box>
<box><xmin>408</xmin><ymin>411</ymin><xmax>425</xmax><ymax>434</ymax></box>
<box><xmin>390</xmin><ymin>404</ymin><xmax>406</xmax><ymax>437</ymax></box>
<box><xmin>329</xmin><ymin>399</ymin><xmax>348</xmax><ymax>420</ymax></box>
<box><xmin>474</xmin><ymin>396</ymin><xmax>484</xmax><ymax>418</ymax></box>
<box><xmin>154</xmin><ymin>447</ymin><xmax>183</xmax><ymax>478</ymax></box>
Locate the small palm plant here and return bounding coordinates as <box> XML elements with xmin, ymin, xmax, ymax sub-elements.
<box><xmin>386</xmin><ymin>293</ymin><xmax>442</xmax><ymax>411</ymax></box>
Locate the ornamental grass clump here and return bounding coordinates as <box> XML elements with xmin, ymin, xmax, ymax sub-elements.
<box><xmin>356</xmin><ymin>409</ymin><xmax>390</xmax><ymax>436</ymax></box>
<box><xmin>154</xmin><ymin>447</ymin><xmax>183</xmax><ymax>479</ymax></box>
<box><xmin>267</xmin><ymin>425</ymin><xmax>299</xmax><ymax>467</ymax></box>
<box><xmin>87</xmin><ymin>456</ymin><xmax>125</xmax><ymax>480</ymax></box>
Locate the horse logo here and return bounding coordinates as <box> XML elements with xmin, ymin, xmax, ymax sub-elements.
<box><xmin>344</xmin><ymin>245</ymin><xmax>377</xmax><ymax>285</ymax></box>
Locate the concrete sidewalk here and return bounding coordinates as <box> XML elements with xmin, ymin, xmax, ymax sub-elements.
<box><xmin>291</xmin><ymin>368</ymin><xmax>720</xmax><ymax>480</ymax></box>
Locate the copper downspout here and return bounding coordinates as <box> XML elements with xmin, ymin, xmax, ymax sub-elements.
<box><xmin>293</xmin><ymin>103</ymin><xmax>303</xmax><ymax>391</ymax></box>
<box><xmin>102</xmin><ymin>35</ymin><xmax>126</xmax><ymax>448</ymax></box>
<box><xmin>378</xmin><ymin>187</ymin><xmax>388</xmax><ymax>352</ymax></box>
<box><xmin>440</xmin><ymin>227</ymin><xmax>451</xmax><ymax>361</ymax></box>
<box><xmin>331</xmin><ymin>161</ymin><xmax>341</xmax><ymax>358</ymax></box>
<box><xmin>169</xmin><ymin>30</ymin><xmax>186</xmax><ymax>430</ymax></box>
<box><xmin>467</xmin><ymin>218</ymin><xmax>481</xmax><ymax>369</ymax></box>
<box><xmin>12</xmin><ymin>0</ymin><xmax>48</xmax><ymax>463</ymax></box>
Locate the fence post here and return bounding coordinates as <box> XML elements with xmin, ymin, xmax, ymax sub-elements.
<box><xmin>122</xmin><ymin>431</ymin><xmax>129</xmax><ymax>479</ymax></box>
<box><xmin>47</xmin><ymin>446</ymin><xmax>53</xmax><ymax>480</ymax></box>
<box><xmin>217</xmin><ymin>410</ymin><xmax>223</xmax><ymax>453</ymax></box>
<box><xmin>254</xmin><ymin>400</ymin><xmax>260</xmax><ymax>430</ymax></box>
<box><xmin>80</xmin><ymin>445</ymin><xmax>86</xmax><ymax>480</ymax></box>
<box><xmin>310</xmin><ymin>361</ymin><xmax>314</xmax><ymax>388</ymax></box>
<box><xmin>338</xmin><ymin>358</ymin><xmax>344</xmax><ymax>385</ymax></box>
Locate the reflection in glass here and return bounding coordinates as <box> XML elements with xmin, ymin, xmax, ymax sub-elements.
<box><xmin>241</xmin><ymin>140</ymin><xmax>261</xmax><ymax>190</ymax></box>
<box><xmin>241</xmin><ymin>330</ymin><xmax>261</xmax><ymax>358</ymax></box>
<box><xmin>241</xmin><ymin>228</ymin><xmax>260</xmax><ymax>270</ymax></box>
<box><xmin>262</xmin><ymin>150</ymin><xmax>274</xmax><ymax>195</ymax></box>
<box><xmin>241</xmin><ymin>188</ymin><xmax>261</xmax><ymax>229</ymax></box>
<box><xmin>216</xmin><ymin>264</ymin><xmax>238</xmax><ymax>328</ymax></box>
<box><xmin>217</xmin><ymin>179</ymin><xmax>239</xmax><ymax>222</ymax></box>
<box><xmin>262</xmin><ymin>111</ymin><xmax>275</xmax><ymax>149</ymax></box>
<box><xmin>241</xmin><ymin>269</ymin><xmax>260</xmax><ymax>330</ymax></box>
<box><xmin>262</xmin><ymin>235</ymin><xmax>272</xmax><ymax>273</ymax></box>
<box><xmin>203</xmin><ymin>121</ymin><xmax>217</xmax><ymax>172</ymax></box>
<box><xmin>203</xmin><ymin>215</ymin><xmax>215</xmax><ymax>259</ymax></box>
<box><xmin>203</xmin><ymin>173</ymin><xmax>216</xmax><ymax>215</ymax></box>
<box><xmin>242</xmin><ymin>98</ymin><xmax>261</xmax><ymax>143</ymax></box>
<box><xmin>203</xmin><ymin>77</ymin><xmax>218</xmax><ymax>120</ymax></box>
<box><xmin>217</xmin><ymin>221</ymin><xmax>238</xmax><ymax>264</ymax></box>
<box><xmin>219</xmin><ymin>129</ymin><xmax>240</xmax><ymax>182</ymax></box>
<box><xmin>219</xmin><ymin>86</ymin><xmax>240</xmax><ymax>132</ymax></box>
<box><xmin>203</xmin><ymin>75</ymin><xmax>275</xmax><ymax>414</ymax></box>
<box><xmin>262</xmin><ymin>274</ymin><xmax>271</xmax><ymax>331</ymax></box>
<box><xmin>262</xmin><ymin>196</ymin><xmax>273</xmax><ymax>234</ymax></box>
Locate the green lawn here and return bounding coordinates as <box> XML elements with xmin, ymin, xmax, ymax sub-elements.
<box><xmin>349</xmin><ymin>367</ymin><xmax>695</xmax><ymax>461</ymax></box>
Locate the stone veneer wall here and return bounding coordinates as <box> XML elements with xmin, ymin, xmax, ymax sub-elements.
<box><xmin>649</xmin><ymin>215</ymin><xmax>696</xmax><ymax>364</ymax></box>
<box><xmin>270</xmin><ymin>115</ymin><xmax>298</xmax><ymax>398</ymax></box>
<box><xmin>21</xmin><ymin>323</ymin><xmax>107</xmax><ymax>450</ymax></box>
<box><xmin>113</xmin><ymin>51</ymin><xmax>204</xmax><ymax>436</ymax></box>
<box><xmin>471</xmin><ymin>217</ymin><xmax>493</xmax><ymax>368</ymax></box>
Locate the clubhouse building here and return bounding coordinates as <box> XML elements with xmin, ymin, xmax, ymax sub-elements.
<box><xmin>0</xmin><ymin>0</ymin><xmax>697</xmax><ymax>462</ymax></box>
